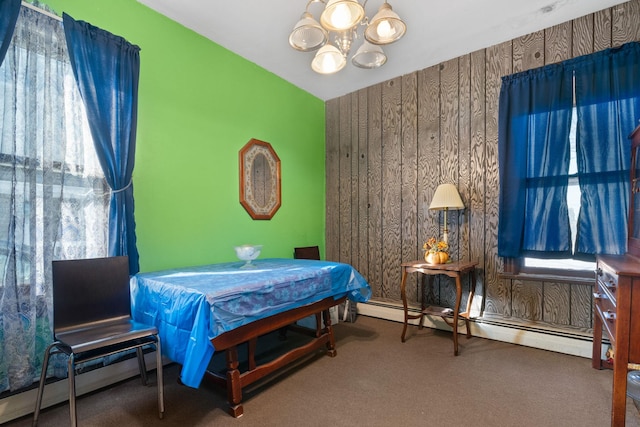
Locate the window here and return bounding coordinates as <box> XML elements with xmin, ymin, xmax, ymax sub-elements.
<box><xmin>0</xmin><ymin>6</ymin><xmax>108</xmax><ymax>393</ymax></box>
<box><xmin>498</xmin><ymin>43</ymin><xmax>640</xmax><ymax>278</ymax></box>
<box><xmin>523</xmin><ymin>107</ymin><xmax>595</xmax><ymax>275</ymax></box>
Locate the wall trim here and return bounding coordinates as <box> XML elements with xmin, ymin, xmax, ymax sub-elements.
<box><xmin>0</xmin><ymin>354</ymin><xmax>159</xmax><ymax>425</ymax></box>
<box><xmin>358</xmin><ymin>299</ymin><xmax>602</xmax><ymax>359</ymax></box>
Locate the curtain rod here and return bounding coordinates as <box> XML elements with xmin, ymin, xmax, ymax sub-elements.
<box><xmin>21</xmin><ymin>1</ymin><xmax>63</xmax><ymax>22</ymax></box>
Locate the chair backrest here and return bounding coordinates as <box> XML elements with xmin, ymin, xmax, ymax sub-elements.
<box><xmin>294</xmin><ymin>246</ymin><xmax>320</xmax><ymax>260</ymax></box>
<box><xmin>52</xmin><ymin>256</ymin><xmax>131</xmax><ymax>333</ymax></box>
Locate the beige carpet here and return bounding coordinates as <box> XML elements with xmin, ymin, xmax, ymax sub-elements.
<box><xmin>8</xmin><ymin>315</ymin><xmax>640</xmax><ymax>427</ymax></box>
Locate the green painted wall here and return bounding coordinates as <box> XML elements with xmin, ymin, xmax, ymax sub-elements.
<box><xmin>42</xmin><ymin>0</ymin><xmax>326</xmax><ymax>272</ymax></box>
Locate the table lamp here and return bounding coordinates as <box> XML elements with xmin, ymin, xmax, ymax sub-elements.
<box><xmin>429</xmin><ymin>183</ymin><xmax>464</xmax><ymax>243</ymax></box>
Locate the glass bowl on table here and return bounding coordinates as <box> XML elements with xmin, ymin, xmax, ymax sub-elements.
<box><xmin>234</xmin><ymin>244</ymin><xmax>263</xmax><ymax>269</ymax></box>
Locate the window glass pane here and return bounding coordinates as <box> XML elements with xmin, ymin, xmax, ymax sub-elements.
<box><xmin>524</xmin><ymin>107</ymin><xmax>593</xmax><ymax>272</ymax></box>
<box><xmin>523</xmin><ymin>257</ymin><xmax>595</xmax><ymax>271</ymax></box>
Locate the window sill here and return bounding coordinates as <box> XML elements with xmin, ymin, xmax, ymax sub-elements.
<box><xmin>499</xmin><ymin>272</ymin><xmax>594</xmax><ymax>285</ymax></box>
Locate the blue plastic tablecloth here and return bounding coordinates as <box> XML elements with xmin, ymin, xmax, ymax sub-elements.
<box><xmin>130</xmin><ymin>258</ymin><xmax>371</xmax><ymax>387</ymax></box>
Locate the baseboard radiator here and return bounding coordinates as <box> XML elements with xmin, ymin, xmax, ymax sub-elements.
<box><xmin>358</xmin><ymin>299</ymin><xmax>601</xmax><ymax>359</ymax></box>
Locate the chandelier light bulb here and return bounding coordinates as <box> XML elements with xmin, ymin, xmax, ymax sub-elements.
<box><xmin>331</xmin><ymin>4</ymin><xmax>352</xmax><ymax>29</ymax></box>
<box><xmin>320</xmin><ymin>0</ymin><xmax>365</xmax><ymax>31</ymax></box>
<box><xmin>323</xmin><ymin>54</ymin><xmax>337</xmax><ymax>70</ymax></box>
<box><xmin>364</xmin><ymin>2</ymin><xmax>406</xmax><ymax>45</ymax></box>
<box><xmin>376</xmin><ymin>20</ymin><xmax>394</xmax><ymax>39</ymax></box>
<box><xmin>311</xmin><ymin>44</ymin><xmax>346</xmax><ymax>74</ymax></box>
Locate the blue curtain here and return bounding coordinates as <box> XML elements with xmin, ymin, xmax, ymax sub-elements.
<box><xmin>0</xmin><ymin>0</ymin><xmax>20</xmax><ymax>65</ymax></box>
<box><xmin>571</xmin><ymin>43</ymin><xmax>640</xmax><ymax>256</ymax></box>
<box><xmin>62</xmin><ymin>13</ymin><xmax>140</xmax><ymax>274</ymax></box>
<box><xmin>498</xmin><ymin>64</ymin><xmax>573</xmax><ymax>258</ymax></box>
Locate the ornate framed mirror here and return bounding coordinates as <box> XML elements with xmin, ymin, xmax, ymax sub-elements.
<box><xmin>239</xmin><ymin>138</ymin><xmax>281</xmax><ymax>220</ymax></box>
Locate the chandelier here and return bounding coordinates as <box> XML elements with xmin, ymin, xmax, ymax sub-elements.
<box><xmin>288</xmin><ymin>0</ymin><xmax>407</xmax><ymax>74</ymax></box>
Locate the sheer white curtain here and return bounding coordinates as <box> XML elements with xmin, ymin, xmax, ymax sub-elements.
<box><xmin>0</xmin><ymin>5</ymin><xmax>108</xmax><ymax>392</ymax></box>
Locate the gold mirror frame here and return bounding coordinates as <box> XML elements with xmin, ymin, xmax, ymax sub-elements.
<box><xmin>239</xmin><ymin>138</ymin><xmax>281</xmax><ymax>220</ymax></box>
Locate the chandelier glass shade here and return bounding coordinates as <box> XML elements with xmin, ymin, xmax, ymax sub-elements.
<box><xmin>289</xmin><ymin>12</ymin><xmax>328</xmax><ymax>52</ymax></box>
<box><xmin>311</xmin><ymin>44</ymin><xmax>347</xmax><ymax>74</ymax></box>
<box><xmin>289</xmin><ymin>0</ymin><xmax>406</xmax><ymax>74</ymax></box>
<box><xmin>352</xmin><ymin>41</ymin><xmax>386</xmax><ymax>68</ymax></box>
<box><xmin>364</xmin><ymin>2</ymin><xmax>406</xmax><ymax>44</ymax></box>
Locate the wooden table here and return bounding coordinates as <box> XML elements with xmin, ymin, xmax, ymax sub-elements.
<box><xmin>400</xmin><ymin>260</ymin><xmax>478</xmax><ymax>355</ymax></box>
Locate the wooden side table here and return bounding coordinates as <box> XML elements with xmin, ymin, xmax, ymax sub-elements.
<box><xmin>400</xmin><ymin>260</ymin><xmax>479</xmax><ymax>355</ymax></box>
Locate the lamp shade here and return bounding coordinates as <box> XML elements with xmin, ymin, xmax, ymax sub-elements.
<box><xmin>352</xmin><ymin>41</ymin><xmax>387</xmax><ymax>69</ymax></box>
<box><xmin>320</xmin><ymin>0</ymin><xmax>365</xmax><ymax>31</ymax></box>
<box><xmin>364</xmin><ymin>2</ymin><xmax>406</xmax><ymax>45</ymax></box>
<box><xmin>289</xmin><ymin>12</ymin><xmax>328</xmax><ymax>52</ymax></box>
<box><xmin>311</xmin><ymin>44</ymin><xmax>347</xmax><ymax>74</ymax></box>
<box><xmin>429</xmin><ymin>184</ymin><xmax>464</xmax><ymax>210</ymax></box>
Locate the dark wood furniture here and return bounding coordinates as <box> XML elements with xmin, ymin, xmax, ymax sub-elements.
<box><xmin>591</xmin><ymin>123</ymin><xmax>640</xmax><ymax>426</ymax></box>
<box><xmin>400</xmin><ymin>260</ymin><xmax>478</xmax><ymax>355</ymax></box>
<box><xmin>204</xmin><ymin>295</ymin><xmax>344</xmax><ymax>417</ymax></box>
<box><xmin>593</xmin><ymin>255</ymin><xmax>640</xmax><ymax>426</ymax></box>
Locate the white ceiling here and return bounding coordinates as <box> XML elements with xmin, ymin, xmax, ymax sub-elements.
<box><xmin>137</xmin><ymin>0</ymin><xmax>628</xmax><ymax>101</ymax></box>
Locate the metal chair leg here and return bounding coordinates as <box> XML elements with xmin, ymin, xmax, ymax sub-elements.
<box><xmin>67</xmin><ymin>354</ymin><xmax>78</xmax><ymax>427</ymax></box>
<box><xmin>156</xmin><ymin>337</ymin><xmax>164</xmax><ymax>419</ymax></box>
<box><xmin>33</xmin><ymin>342</ymin><xmax>59</xmax><ymax>427</ymax></box>
<box><xmin>136</xmin><ymin>347</ymin><xmax>149</xmax><ymax>385</ymax></box>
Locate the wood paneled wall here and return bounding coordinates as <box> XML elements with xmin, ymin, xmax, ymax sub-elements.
<box><xmin>325</xmin><ymin>0</ymin><xmax>640</xmax><ymax>331</ymax></box>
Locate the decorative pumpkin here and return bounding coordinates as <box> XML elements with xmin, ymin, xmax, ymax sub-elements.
<box><xmin>425</xmin><ymin>251</ymin><xmax>449</xmax><ymax>264</ymax></box>
<box><xmin>423</xmin><ymin>238</ymin><xmax>450</xmax><ymax>264</ymax></box>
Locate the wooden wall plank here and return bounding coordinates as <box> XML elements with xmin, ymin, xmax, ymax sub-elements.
<box><xmin>458</xmin><ymin>54</ymin><xmax>472</xmax><ymax>307</ymax></box>
<box><xmin>545</xmin><ymin>21</ymin><xmax>572</xmax><ymax>64</ymax></box>
<box><xmin>484</xmin><ymin>40</ymin><xmax>511</xmax><ymax>317</ymax></box>
<box><xmin>613</xmin><ymin>0</ymin><xmax>640</xmax><ymax>46</ymax></box>
<box><xmin>571</xmin><ymin>284</ymin><xmax>593</xmax><ymax>329</ymax></box>
<box><xmin>594</xmin><ymin>8</ymin><xmax>612</xmax><ymax>51</ymax></box>
<box><xmin>513</xmin><ymin>30</ymin><xmax>545</xmax><ymax>73</ymax></box>
<box><xmin>350</xmin><ymin>92</ymin><xmax>360</xmax><ymax>270</ymax></box>
<box><xmin>543</xmin><ymin>282</ymin><xmax>571</xmax><ymax>325</ymax></box>
<box><xmin>417</xmin><ymin>65</ymin><xmax>441</xmax><ymax>305</ymax></box>
<box><xmin>438</xmin><ymin>58</ymin><xmax>460</xmax><ymax>308</ymax></box>
<box><xmin>367</xmin><ymin>84</ymin><xmax>383</xmax><ymax>294</ymax></box>
<box><xmin>401</xmin><ymin>73</ymin><xmax>419</xmax><ymax>302</ymax></box>
<box><xmin>573</xmin><ymin>14</ymin><xmax>594</xmax><ymax>57</ymax></box>
<box><xmin>469</xmin><ymin>49</ymin><xmax>486</xmax><ymax>316</ymax></box>
<box><xmin>381</xmin><ymin>77</ymin><xmax>403</xmax><ymax>300</ymax></box>
<box><xmin>358</xmin><ymin>88</ymin><xmax>369</xmax><ymax>281</ymax></box>
<box><xmin>325</xmin><ymin>98</ymin><xmax>340</xmax><ymax>262</ymax></box>
<box><xmin>512</xmin><ymin>280</ymin><xmax>543</xmax><ymax>321</ymax></box>
<box><xmin>339</xmin><ymin>95</ymin><xmax>352</xmax><ymax>265</ymax></box>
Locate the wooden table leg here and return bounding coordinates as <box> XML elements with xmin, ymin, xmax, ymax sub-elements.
<box><xmin>225</xmin><ymin>346</ymin><xmax>244</xmax><ymax>417</ymax></box>
<box><xmin>453</xmin><ymin>274</ymin><xmax>462</xmax><ymax>356</ymax></box>
<box><xmin>401</xmin><ymin>269</ymin><xmax>409</xmax><ymax>342</ymax></box>
<box><xmin>464</xmin><ymin>269</ymin><xmax>476</xmax><ymax>339</ymax></box>
<box><xmin>592</xmin><ymin>314</ymin><xmax>603</xmax><ymax>369</ymax></box>
<box><xmin>324</xmin><ymin>308</ymin><xmax>338</xmax><ymax>356</ymax></box>
<box><xmin>418</xmin><ymin>275</ymin><xmax>429</xmax><ymax>330</ymax></box>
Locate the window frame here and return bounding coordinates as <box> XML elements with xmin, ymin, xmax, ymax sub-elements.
<box><xmin>503</xmin><ymin>256</ymin><xmax>595</xmax><ymax>280</ymax></box>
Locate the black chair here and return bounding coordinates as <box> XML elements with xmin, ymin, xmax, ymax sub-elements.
<box><xmin>33</xmin><ymin>256</ymin><xmax>164</xmax><ymax>427</ymax></box>
<box><xmin>294</xmin><ymin>246</ymin><xmax>320</xmax><ymax>261</ymax></box>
